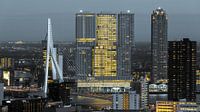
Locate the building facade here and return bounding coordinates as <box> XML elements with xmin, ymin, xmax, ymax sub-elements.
<box><xmin>168</xmin><ymin>38</ymin><xmax>196</xmax><ymax>101</ymax></box>
<box><xmin>196</xmin><ymin>70</ymin><xmax>200</xmax><ymax>103</ymax></box>
<box><xmin>113</xmin><ymin>91</ymin><xmax>140</xmax><ymax>110</ymax></box>
<box><xmin>117</xmin><ymin>12</ymin><xmax>134</xmax><ymax>79</ymax></box>
<box><xmin>93</xmin><ymin>13</ymin><xmax>117</xmax><ymax>77</ymax></box>
<box><xmin>151</xmin><ymin>7</ymin><xmax>168</xmax><ymax>82</ymax></box>
<box><xmin>75</xmin><ymin>12</ymin><xmax>96</xmax><ymax>79</ymax></box>
<box><xmin>156</xmin><ymin>101</ymin><xmax>199</xmax><ymax>112</ymax></box>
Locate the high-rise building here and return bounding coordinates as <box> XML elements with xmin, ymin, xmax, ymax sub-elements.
<box><xmin>117</xmin><ymin>12</ymin><xmax>134</xmax><ymax>79</ymax></box>
<box><xmin>75</xmin><ymin>12</ymin><xmax>96</xmax><ymax>79</ymax></box>
<box><xmin>168</xmin><ymin>38</ymin><xmax>196</xmax><ymax>101</ymax></box>
<box><xmin>151</xmin><ymin>7</ymin><xmax>168</xmax><ymax>82</ymax></box>
<box><xmin>93</xmin><ymin>13</ymin><xmax>117</xmax><ymax>77</ymax></box>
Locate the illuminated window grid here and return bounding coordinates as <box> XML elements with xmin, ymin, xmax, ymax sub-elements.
<box><xmin>93</xmin><ymin>14</ymin><xmax>117</xmax><ymax>77</ymax></box>
<box><xmin>123</xmin><ymin>94</ymin><xmax>129</xmax><ymax>110</ymax></box>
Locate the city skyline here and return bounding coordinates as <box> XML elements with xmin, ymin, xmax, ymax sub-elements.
<box><xmin>1</xmin><ymin>1</ymin><xmax>200</xmax><ymax>111</ymax></box>
<box><xmin>0</xmin><ymin>0</ymin><xmax>200</xmax><ymax>41</ymax></box>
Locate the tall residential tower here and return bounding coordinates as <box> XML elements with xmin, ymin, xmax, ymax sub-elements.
<box><xmin>151</xmin><ymin>7</ymin><xmax>168</xmax><ymax>82</ymax></box>
<box><xmin>117</xmin><ymin>12</ymin><xmax>134</xmax><ymax>79</ymax></box>
<box><xmin>168</xmin><ymin>38</ymin><xmax>196</xmax><ymax>101</ymax></box>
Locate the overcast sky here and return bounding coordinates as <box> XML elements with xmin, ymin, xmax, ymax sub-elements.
<box><xmin>0</xmin><ymin>0</ymin><xmax>200</xmax><ymax>41</ymax></box>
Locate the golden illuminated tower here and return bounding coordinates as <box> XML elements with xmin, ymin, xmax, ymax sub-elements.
<box><xmin>93</xmin><ymin>13</ymin><xmax>117</xmax><ymax>77</ymax></box>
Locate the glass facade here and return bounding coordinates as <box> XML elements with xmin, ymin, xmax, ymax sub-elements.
<box><xmin>93</xmin><ymin>13</ymin><xmax>117</xmax><ymax>77</ymax></box>
<box><xmin>151</xmin><ymin>8</ymin><xmax>168</xmax><ymax>82</ymax></box>
<box><xmin>75</xmin><ymin>12</ymin><xmax>96</xmax><ymax>78</ymax></box>
<box><xmin>117</xmin><ymin>12</ymin><xmax>134</xmax><ymax>79</ymax></box>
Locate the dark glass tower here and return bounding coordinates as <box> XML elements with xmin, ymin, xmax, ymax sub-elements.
<box><xmin>168</xmin><ymin>38</ymin><xmax>196</xmax><ymax>101</ymax></box>
<box><xmin>151</xmin><ymin>7</ymin><xmax>168</xmax><ymax>82</ymax></box>
<box><xmin>117</xmin><ymin>12</ymin><xmax>134</xmax><ymax>79</ymax></box>
<box><xmin>75</xmin><ymin>11</ymin><xmax>96</xmax><ymax>79</ymax></box>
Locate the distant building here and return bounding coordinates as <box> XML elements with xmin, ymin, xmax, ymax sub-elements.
<box><xmin>168</xmin><ymin>38</ymin><xmax>196</xmax><ymax>101</ymax></box>
<box><xmin>2</xmin><ymin>70</ymin><xmax>12</xmax><ymax>86</ymax></box>
<box><xmin>12</xmin><ymin>70</ymin><xmax>32</xmax><ymax>86</ymax></box>
<box><xmin>151</xmin><ymin>7</ymin><xmax>168</xmax><ymax>82</ymax></box>
<box><xmin>0</xmin><ymin>57</ymin><xmax>14</xmax><ymax>69</ymax></box>
<box><xmin>2</xmin><ymin>98</ymin><xmax>46</xmax><ymax>112</ymax></box>
<box><xmin>156</xmin><ymin>101</ymin><xmax>200</xmax><ymax>112</ymax></box>
<box><xmin>112</xmin><ymin>91</ymin><xmax>140</xmax><ymax>110</ymax></box>
<box><xmin>117</xmin><ymin>12</ymin><xmax>134</xmax><ymax>79</ymax></box>
<box><xmin>0</xmin><ymin>83</ymin><xmax>3</xmax><ymax>106</ymax></box>
<box><xmin>75</xmin><ymin>12</ymin><xmax>96</xmax><ymax>79</ymax></box>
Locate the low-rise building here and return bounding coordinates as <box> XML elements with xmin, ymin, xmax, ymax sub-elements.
<box><xmin>156</xmin><ymin>101</ymin><xmax>200</xmax><ymax>112</ymax></box>
<box><xmin>112</xmin><ymin>91</ymin><xmax>140</xmax><ymax>110</ymax></box>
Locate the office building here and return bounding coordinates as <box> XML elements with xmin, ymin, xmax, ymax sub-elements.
<box><xmin>75</xmin><ymin>12</ymin><xmax>96</xmax><ymax>79</ymax></box>
<box><xmin>112</xmin><ymin>91</ymin><xmax>140</xmax><ymax>110</ymax></box>
<box><xmin>156</xmin><ymin>101</ymin><xmax>200</xmax><ymax>112</ymax></box>
<box><xmin>168</xmin><ymin>38</ymin><xmax>196</xmax><ymax>101</ymax></box>
<box><xmin>117</xmin><ymin>12</ymin><xmax>134</xmax><ymax>79</ymax></box>
<box><xmin>77</xmin><ymin>12</ymin><xmax>132</xmax><ymax>93</ymax></box>
<box><xmin>93</xmin><ymin>13</ymin><xmax>117</xmax><ymax>77</ymax></box>
<box><xmin>151</xmin><ymin>7</ymin><xmax>168</xmax><ymax>82</ymax></box>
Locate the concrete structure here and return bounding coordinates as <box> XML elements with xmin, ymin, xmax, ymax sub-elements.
<box><xmin>168</xmin><ymin>38</ymin><xmax>196</xmax><ymax>101</ymax></box>
<box><xmin>196</xmin><ymin>70</ymin><xmax>200</xmax><ymax>103</ymax></box>
<box><xmin>131</xmin><ymin>76</ymin><xmax>149</xmax><ymax>109</ymax></box>
<box><xmin>77</xmin><ymin>79</ymin><xmax>132</xmax><ymax>93</ymax></box>
<box><xmin>113</xmin><ymin>91</ymin><xmax>140</xmax><ymax>110</ymax></box>
<box><xmin>2</xmin><ymin>98</ymin><xmax>46</xmax><ymax>112</ymax></box>
<box><xmin>13</xmin><ymin>70</ymin><xmax>32</xmax><ymax>86</ymax></box>
<box><xmin>151</xmin><ymin>7</ymin><xmax>168</xmax><ymax>82</ymax></box>
<box><xmin>156</xmin><ymin>101</ymin><xmax>200</xmax><ymax>112</ymax></box>
<box><xmin>0</xmin><ymin>83</ymin><xmax>3</xmax><ymax>106</ymax></box>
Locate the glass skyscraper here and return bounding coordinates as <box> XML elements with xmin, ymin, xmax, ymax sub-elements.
<box><xmin>117</xmin><ymin>12</ymin><xmax>134</xmax><ymax>79</ymax></box>
<box><xmin>151</xmin><ymin>7</ymin><xmax>168</xmax><ymax>82</ymax></box>
<box><xmin>75</xmin><ymin>12</ymin><xmax>96</xmax><ymax>79</ymax></box>
<box><xmin>93</xmin><ymin>13</ymin><xmax>117</xmax><ymax>77</ymax></box>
